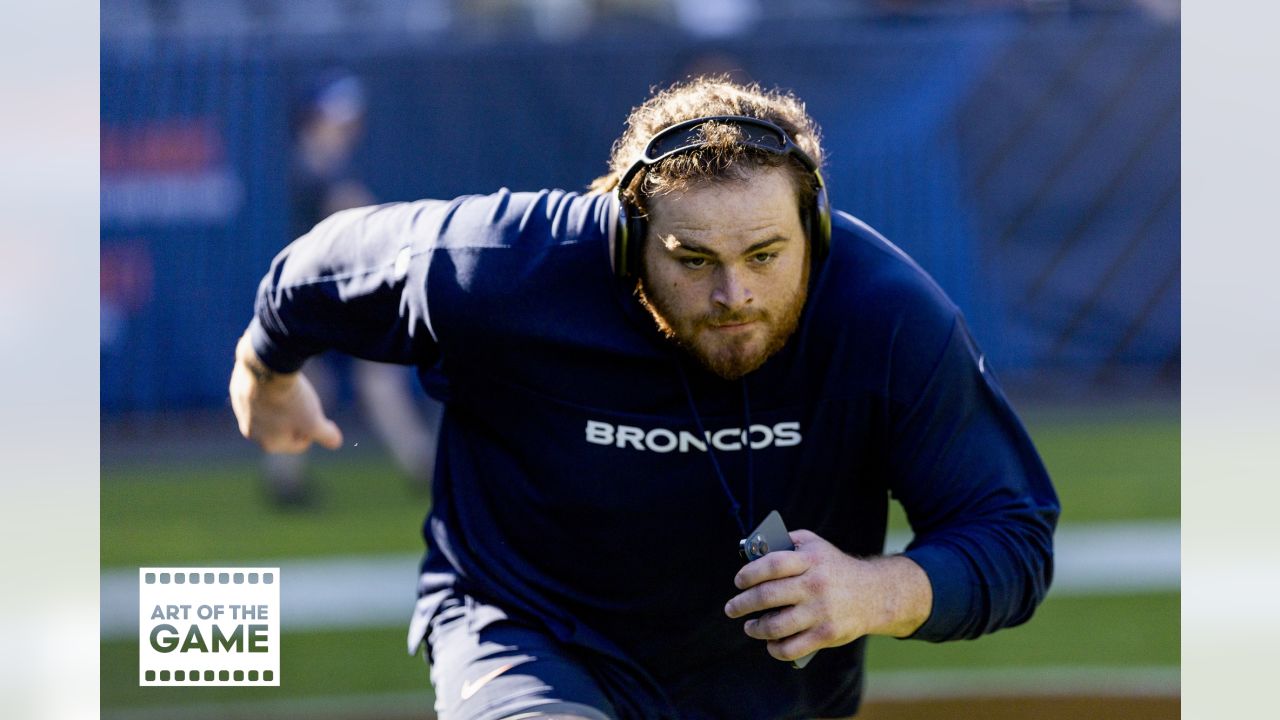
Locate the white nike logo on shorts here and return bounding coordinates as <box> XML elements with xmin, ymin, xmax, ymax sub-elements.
<box><xmin>460</xmin><ymin>661</ymin><xmax>519</xmax><ymax>701</ymax></box>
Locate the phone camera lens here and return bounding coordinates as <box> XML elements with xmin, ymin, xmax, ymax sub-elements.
<box><xmin>752</xmin><ymin>535</ymin><xmax>769</xmax><ymax>556</ymax></box>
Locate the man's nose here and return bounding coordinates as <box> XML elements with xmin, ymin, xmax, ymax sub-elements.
<box><xmin>711</xmin><ymin>266</ymin><xmax>753</xmax><ymax>310</ymax></box>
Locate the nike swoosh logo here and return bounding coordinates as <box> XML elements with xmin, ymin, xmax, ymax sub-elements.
<box><xmin>460</xmin><ymin>661</ymin><xmax>519</xmax><ymax>701</ymax></box>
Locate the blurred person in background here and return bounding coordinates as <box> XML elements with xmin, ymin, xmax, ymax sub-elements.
<box><xmin>230</xmin><ymin>77</ymin><xmax>1057</xmax><ymax>718</ymax></box>
<box><xmin>261</xmin><ymin>69</ymin><xmax>442</xmax><ymax>507</ymax></box>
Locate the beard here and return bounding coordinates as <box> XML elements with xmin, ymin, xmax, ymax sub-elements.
<box><xmin>636</xmin><ymin>267</ymin><xmax>809</xmax><ymax>380</ymax></box>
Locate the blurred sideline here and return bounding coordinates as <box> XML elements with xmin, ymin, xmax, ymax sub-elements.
<box><xmin>101</xmin><ymin>521</ymin><xmax>1178</xmax><ymax>640</ymax></box>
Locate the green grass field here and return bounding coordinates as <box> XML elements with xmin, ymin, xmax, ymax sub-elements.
<box><xmin>101</xmin><ymin>409</ymin><xmax>1179</xmax><ymax>713</ymax></box>
<box><xmin>102</xmin><ymin>454</ymin><xmax>430</xmax><ymax>566</ymax></box>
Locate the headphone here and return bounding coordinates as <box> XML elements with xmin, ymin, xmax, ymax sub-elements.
<box><xmin>613</xmin><ymin>115</ymin><xmax>831</xmax><ymax>280</ymax></box>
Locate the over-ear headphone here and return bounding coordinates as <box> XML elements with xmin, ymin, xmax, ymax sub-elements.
<box><xmin>613</xmin><ymin>115</ymin><xmax>831</xmax><ymax>280</ymax></box>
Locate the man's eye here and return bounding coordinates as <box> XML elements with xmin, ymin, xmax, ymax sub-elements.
<box><xmin>751</xmin><ymin>252</ymin><xmax>779</xmax><ymax>265</ymax></box>
<box><xmin>681</xmin><ymin>257</ymin><xmax>708</xmax><ymax>269</ymax></box>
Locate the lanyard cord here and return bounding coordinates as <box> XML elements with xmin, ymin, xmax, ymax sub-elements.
<box><xmin>741</xmin><ymin>378</ymin><xmax>755</xmax><ymax>530</ymax></box>
<box><xmin>676</xmin><ymin>365</ymin><xmax>755</xmax><ymax>537</ymax></box>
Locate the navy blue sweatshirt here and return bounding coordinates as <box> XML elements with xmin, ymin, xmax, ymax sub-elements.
<box><xmin>248</xmin><ymin>189</ymin><xmax>1058</xmax><ymax>719</ymax></box>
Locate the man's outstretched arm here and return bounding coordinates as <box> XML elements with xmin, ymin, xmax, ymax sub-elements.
<box><xmin>229</xmin><ymin>201</ymin><xmax>448</xmax><ymax>452</ymax></box>
<box><xmin>229</xmin><ymin>333</ymin><xmax>343</xmax><ymax>454</ymax></box>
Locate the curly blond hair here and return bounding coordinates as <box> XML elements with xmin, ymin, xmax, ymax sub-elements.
<box><xmin>589</xmin><ymin>76</ymin><xmax>826</xmax><ymax>213</ymax></box>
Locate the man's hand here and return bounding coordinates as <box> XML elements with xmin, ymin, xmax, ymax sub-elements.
<box><xmin>229</xmin><ymin>333</ymin><xmax>343</xmax><ymax>454</ymax></box>
<box><xmin>723</xmin><ymin>529</ymin><xmax>932</xmax><ymax>663</ymax></box>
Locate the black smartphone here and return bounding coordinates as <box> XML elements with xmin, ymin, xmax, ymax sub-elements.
<box><xmin>738</xmin><ymin>510</ymin><xmax>816</xmax><ymax>669</ymax></box>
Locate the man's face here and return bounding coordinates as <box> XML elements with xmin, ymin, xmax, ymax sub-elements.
<box><xmin>637</xmin><ymin>167</ymin><xmax>810</xmax><ymax>380</ymax></box>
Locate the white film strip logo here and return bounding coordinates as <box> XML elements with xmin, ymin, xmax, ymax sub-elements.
<box><xmin>138</xmin><ymin>568</ymin><xmax>281</xmax><ymax>686</ymax></box>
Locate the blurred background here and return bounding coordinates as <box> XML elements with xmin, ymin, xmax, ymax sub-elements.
<box><xmin>99</xmin><ymin>1</ymin><xmax>1180</xmax><ymax>718</ymax></box>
